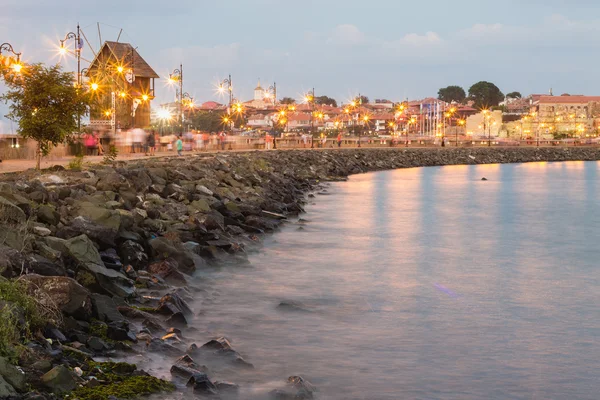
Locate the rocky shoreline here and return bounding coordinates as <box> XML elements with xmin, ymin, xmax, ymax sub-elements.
<box><xmin>0</xmin><ymin>147</ymin><xmax>598</xmax><ymax>400</ymax></box>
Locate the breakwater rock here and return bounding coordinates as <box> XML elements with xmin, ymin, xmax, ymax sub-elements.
<box><xmin>0</xmin><ymin>147</ymin><xmax>597</xmax><ymax>399</ymax></box>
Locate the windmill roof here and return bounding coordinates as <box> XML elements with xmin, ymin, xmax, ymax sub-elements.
<box><xmin>87</xmin><ymin>41</ymin><xmax>159</xmax><ymax>79</ymax></box>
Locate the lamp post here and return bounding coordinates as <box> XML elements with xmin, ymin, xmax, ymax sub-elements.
<box><xmin>59</xmin><ymin>26</ymin><xmax>85</xmax><ymax>133</ymax></box>
<box><xmin>457</xmin><ymin>119</ymin><xmax>465</xmax><ymax>147</ymax></box>
<box><xmin>305</xmin><ymin>89</ymin><xmax>315</xmax><ymax>148</ymax></box>
<box><xmin>168</xmin><ymin>64</ymin><xmax>183</xmax><ymax>134</ymax></box>
<box><xmin>0</xmin><ymin>42</ymin><xmax>22</xmax><ymax>73</ymax></box>
<box><xmin>182</xmin><ymin>92</ymin><xmax>193</xmax><ymax>132</ymax></box>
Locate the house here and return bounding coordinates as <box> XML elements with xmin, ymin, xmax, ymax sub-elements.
<box><xmin>286</xmin><ymin>112</ymin><xmax>313</xmax><ymax>130</ymax></box>
<box><xmin>86</xmin><ymin>41</ymin><xmax>159</xmax><ymax>129</ymax></box>
<box><xmin>247</xmin><ymin>113</ymin><xmax>272</xmax><ymax>129</ymax></box>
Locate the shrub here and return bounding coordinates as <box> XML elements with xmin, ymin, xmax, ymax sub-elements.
<box><xmin>68</xmin><ymin>154</ymin><xmax>84</xmax><ymax>171</ymax></box>
<box><xmin>103</xmin><ymin>145</ymin><xmax>118</xmax><ymax>165</ymax></box>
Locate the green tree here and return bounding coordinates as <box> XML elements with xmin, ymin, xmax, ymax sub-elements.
<box><xmin>189</xmin><ymin>110</ymin><xmax>224</xmax><ymax>132</ymax></box>
<box><xmin>468</xmin><ymin>81</ymin><xmax>504</xmax><ymax>109</ymax></box>
<box><xmin>1</xmin><ymin>63</ymin><xmax>90</xmax><ymax>169</ymax></box>
<box><xmin>280</xmin><ymin>97</ymin><xmax>296</xmax><ymax>105</ymax></box>
<box><xmin>438</xmin><ymin>85</ymin><xmax>466</xmax><ymax>103</ymax></box>
<box><xmin>506</xmin><ymin>91</ymin><xmax>522</xmax><ymax>99</ymax></box>
<box><xmin>314</xmin><ymin>95</ymin><xmax>338</xmax><ymax>107</ymax></box>
<box><xmin>354</xmin><ymin>95</ymin><xmax>369</xmax><ymax>105</ymax></box>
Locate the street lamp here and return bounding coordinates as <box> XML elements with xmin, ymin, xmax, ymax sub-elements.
<box><xmin>264</xmin><ymin>82</ymin><xmax>277</xmax><ymax>106</ymax></box>
<box><xmin>0</xmin><ymin>42</ymin><xmax>23</xmax><ymax>73</ymax></box>
<box><xmin>168</xmin><ymin>64</ymin><xmax>183</xmax><ymax>134</ymax></box>
<box><xmin>457</xmin><ymin>119</ymin><xmax>465</xmax><ymax>147</ymax></box>
<box><xmin>305</xmin><ymin>88</ymin><xmax>316</xmax><ymax>148</ymax></box>
<box><xmin>59</xmin><ymin>25</ymin><xmax>83</xmax><ymax>86</ymax></box>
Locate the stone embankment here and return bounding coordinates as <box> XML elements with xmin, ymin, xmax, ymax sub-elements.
<box><xmin>0</xmin><ymin>147</ymin><xmax>597</xmax><ymax>399</ymax></box>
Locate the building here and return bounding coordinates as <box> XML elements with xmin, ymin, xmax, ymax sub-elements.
<box><xmin>243</xmin><ymin>80</ymin><xmax>275</xmax><ymax>110</ymax></box>
<box><xmin>86</xmin><ymin>41</ymin><xmax>159</xmax><ymax>130</ymax></box>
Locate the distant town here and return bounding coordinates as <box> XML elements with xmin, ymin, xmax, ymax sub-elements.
<box><xmin>1</xmin><ymin>34</ymin><xmax>599</xmax><ymax>162</ymax></box>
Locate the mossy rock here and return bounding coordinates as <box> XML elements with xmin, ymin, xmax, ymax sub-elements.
<box><xmin>70</xmin><ymin>375</ymin><xmax>175</xmax><ymax>400</ymax></box>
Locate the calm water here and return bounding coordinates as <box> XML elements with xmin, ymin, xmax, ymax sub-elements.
<box><xmin>154</xmin><ymin>161</ymin><xmax>600</xmax><ymax>399</ymax></box>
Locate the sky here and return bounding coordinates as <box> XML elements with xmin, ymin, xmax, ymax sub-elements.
<box><xmin>2</xmin><ymin>0</ymin><xmax>600</xmax><ymax>132</ymax></box>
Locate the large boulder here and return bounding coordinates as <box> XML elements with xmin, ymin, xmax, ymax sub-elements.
<box><xmin>118</xmin><ymin>240</ymin><xmax>148</xmax><ymax>270</ymax></box>
<box><xmin>37</xmin><ymin>205</ymin><xmax>60</xmax><ymax>226</ymax></box>
<box><xmin>146</xmin><ymin>259</ymin><xmax>187</xmax><ymax>286</ymax></box>
<box><xmin>0</xmin><ymin>356</ymin><xmax>25</xmax><ymax>391</ymax></box>
<box><xmin>41</xmin><ymin>365</ymin><xmax>77</xmax><ymax>394</ymax></box>
<box><xmin>21</xmin><ymin>275</ymin><xmax>92</xmax><ymax>321</ymax></box>
<box><xmin>75</xmin><ymin>201</ymin><xmax>121</xmax><ymax>232</ymax></box>
<box><xmin>64</xmin><ymin>235</ymin><xmax>135</xmax><ymax>298</ymax></box>
<box><xmin>25</xmin><ymin>254</ymin><xmax>65</xmax><ymax>276</ymax></box>
<box><xmin>0</xmin><ymin>197</ymin><xmax>26</xmax><ymax>224</ymax></box>
<box><xmin>91</xmin><ymin>293</ymin><xmax>125</xmax><ymax>323</ymax></box>
<box><xmin>61</xmin><ymin>216</ymin><xmax>118</xmax><ymax>248</ymax></box>
<box><xmin>0</xmin><ymin>375</ymin><xmax>16</xmax><ymax>397</ymax></box>
<box><xmin>148</xmin><ymin>237</ymin><xmax>200</xmax><ymax>275</ymax></box>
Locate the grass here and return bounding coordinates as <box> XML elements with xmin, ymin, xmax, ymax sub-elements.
<box><xmin>68</xmin><ymin>154</ymin><xmax>84</xmax><ymax>171</ymax></box>
<box><xmin>0</xmin><ymin>278</ymin><xmax>45</xmax><ymax>359</ymax></box>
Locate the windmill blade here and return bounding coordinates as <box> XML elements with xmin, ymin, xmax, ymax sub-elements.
<box><xmin>80</xmin><ymin>29</ymin><xmax>97</xmax><ymax>58</ymax></box>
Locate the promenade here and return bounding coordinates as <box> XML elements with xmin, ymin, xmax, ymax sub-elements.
<box><xmin>1</xmin><ymin>140</ymin><xmax>599</xmax><ymax>174</ymax></box>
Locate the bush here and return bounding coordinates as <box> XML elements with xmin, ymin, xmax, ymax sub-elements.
<box><xmin>103</xmin><ymin>145</ymin><xmax>118</xmax><ymax>165</ymax></box>
<box><xmin>68</xmin><ymin>154</ymin><xmax>84</xmax><ymax>171</ymax></box>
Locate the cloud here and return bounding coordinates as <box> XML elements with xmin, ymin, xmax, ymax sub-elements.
<box><xmin>327</xmin><ymin>24</ymin><xmax>366</xmax><ymax>46</ymax></box>
<box><xmin>398</xmin><ymin>31</ymin><xmax>442</xmax><ymax>46</ymax></box>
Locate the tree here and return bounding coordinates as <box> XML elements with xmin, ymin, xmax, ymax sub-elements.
<box><xmin>506</xmin><ymin>91</ymin><xmax>522</xmax><ymax>99</ymax></box>
<box><xmin>189</xmin><ymin>110</ymin><xmax>224</xmax><ymax>132</ymax></box>
<box><xmin>280</xmin><ymin>97</ymin><xmax>296</xmax><ymax>105</ymax></box>
<box><xmin>438</xmin><ymin>85</ymin><xmax>466</xmax><ymax>103</ymax></box>
<box><xmin>354</xmin><ymin>95</ymin><xmax>369</xmax><ymax>105</ymax></box>
<box><xmin>468</xmin><ymin>81</ymin><xmax>504</xmax><ymax>109</ymax></box>
<box><xmin>314</xmin><ymin>95</ymin><xmax>338</xmax><ymax>107</ymax></box>
<box><xmin>1</xmin><ymin>63</ymin><xmax>90</xmax><ymax>169</ymax></box>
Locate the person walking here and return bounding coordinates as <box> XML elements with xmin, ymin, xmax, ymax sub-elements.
<box><xmin>265</xmin><ymin>133</ymin><xmax>273</xmax><ymax>150</ymax></box>
<box><xmin>176</xmin><ymin>136</ymin><xmax>183</xmax><ymax>156</ymax></box>
<box><xmin>337</xmin><ymin>132</ymin><xmax>342</xmax><ymax>148</ymax></box>
<box><xmin>147</xmin><ymin>130</ymin><xmax>156</xmax><ymax>156</ymax></box>
<box><xmin>219</xmin><ymin>131</ymin><xmax>227</xmax><ymax>150</ymax></box>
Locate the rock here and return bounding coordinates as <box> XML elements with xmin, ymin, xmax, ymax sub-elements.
<box><xmin>107</xmin><ymin>321</ymin><xmax>137</xmax><ymax>342</ymax></box>
<box><xmin>64</xmin><ymin>235</ymin><xmax>135</xmax><ymax>298</ymax></box>
<box><xmin>37</xmin><ymin>205</ymin><xmax>59</xmax><ymax>226</ymax></box>
<box><xmin>44</xmin><ymin>327</ymin><xmax>67</xmax><ymax>342</ymax></box>
<box><xmin>31</xmin><ymin>359</ymin><xmax>53</xmax><ymax>374</ymax></box>
<box><xmin>147</xmin><ymin>259</ymin><xmax>187</xmax><ymax>286</ymax></box>
<box><xmin>188</xmin><ymin>199</ymin><xmax>211</xmax><ymax>214</ymax></box>
<box><xmin>118</xmin><ymin>240</ymin><xmax>148</xmax><ymax>270</ymax></box>
<box><xmin>146</xmin><ymin>338</ymin><xmax>181</xmax><ymax>357</ymax></box>
<box><xmin>0</xmin><ymin>375</ymin><xmax>16</xmax><ymax>397</ymax></box>
<box><xmin>148</xmin><ymin>237</ymin><xmax>197</xmax><ymax>275</ymax></box>
<box><xmin>21</xmin><ymin>275</ymin><xmax>92</xmax><ymax>320</ymax></box>
<box><xmin>245</xmin><ymin>215</ymin><xmax>280</xmax><ymax>231</ymax></box>
<box><xmin>41</xmin><ymin>365</ymin><xmax>77</xmax><ymax>394</ymax></box>
<box><xmin>170</xmin><ymin>355</ymin><xmax>208</xmax><ymax>379</ymax></box>
<box><xmin>99</xmin><ymin>248</ymin><xmax>122</xmax><ymax>271</ymax></box>
<box><xmin>91</xmin><ymin>293</ymin><xmax>125</xmax><ymax>323</ymax></box>
<box><xmin>186</xmin><ymin>373</ymin><xmax>218</xmax><ymax>396</ymax></box>
<box><xmin>33</xmin><ymin>226</ymin><xmax>52</xmax><ymax>237</ymax></box>
<box><xmin>76</xmin><ymin>201</ymin><xmax>121</xmax><ymax>231</ymax></box>
<box><xmin>157</xmin><ymin>292</ymin><xmax>192</xmax><ymax>317</ymax></box>
<box><xmin>0</xmin><ymin>196</ymin><xmax>26</xmax><ymax>224</ymax></box>
<box><xmin>66</xmin><ymin>216</ymin><xmax>118</xmax><ymax>248</ymax></box>
<box><xmin>481</xmin><ymin>177</ymin><xmax>488</xmax><ymax>181</ymax></box>
<box><xmin>87</xmin><ymin>336</ymin><xmax>109</xmax><ymax>352</ymax></box>
<box><xmin>26</xmin><ymin>254</ymin><xmax>66</xmax><ymax>276</ymax></box>
<box><xmin>195</xmin><ymin>185</ymin><xmax>213</xmax><ymax>196</ymax></box>
<box><xmin>215</xmin><ymin>381</ymin><xmax>240</xmax><ymax>394</ymax></box>
<box><xmin>201</xmin><ymin>337</ymin><xmax>233</xmax><ymax>351</ymax></box>
<box><xmin>262</xmin><ymin>210</ymin><xmax>287</xmax><ymax>220</ymax></box>
<box><xmin>0</xmin><ymin>356</ymin><xmax>25</xmax><ymax>391</ymax></box>
<box><xmin>165</xmin><ymin>312</ymin><xmax>188</xmax><ymax>328</ymax></box>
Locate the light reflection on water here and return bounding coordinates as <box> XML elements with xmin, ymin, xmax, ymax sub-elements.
<box><xmin>182</xmin><ymin>161</ymin><xmax>600</xmax><ymax>399</ymax></box>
